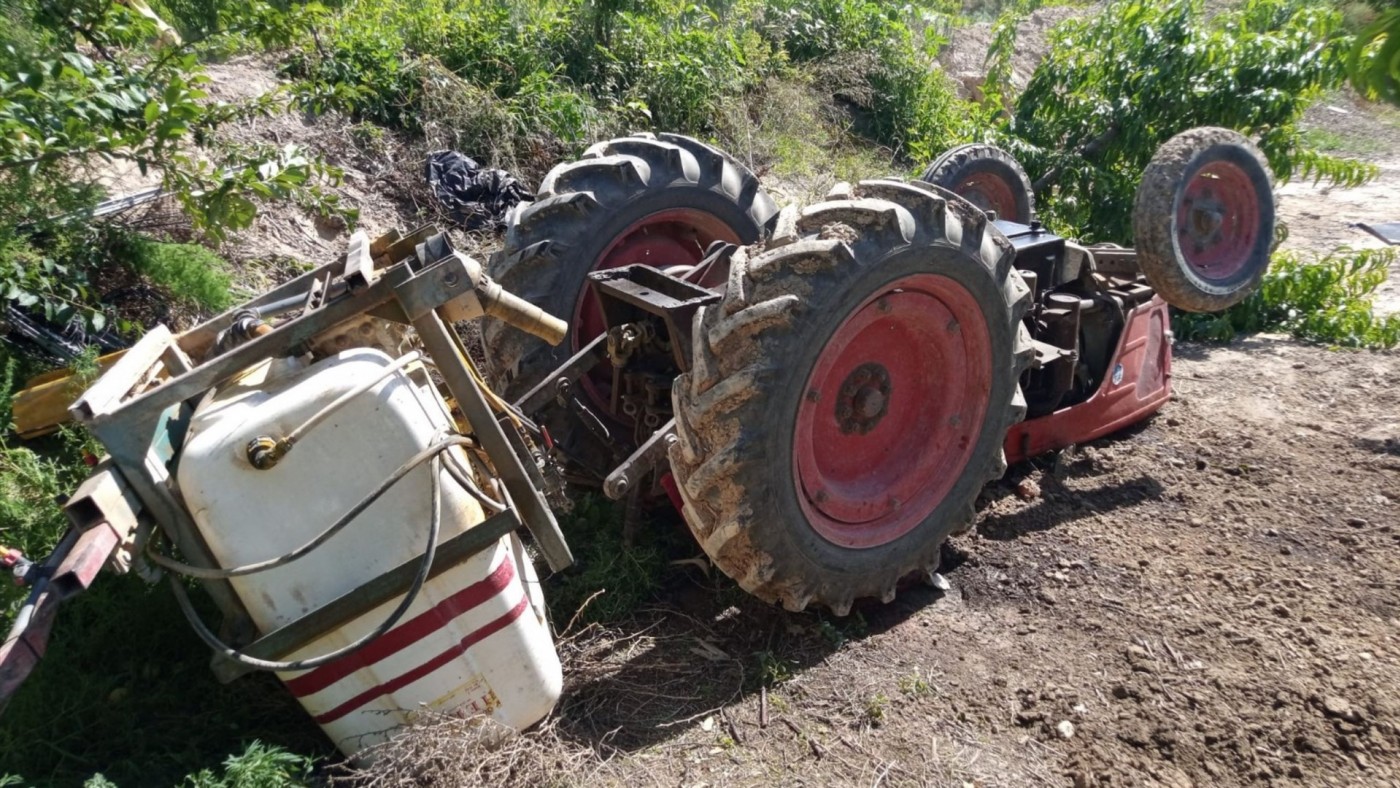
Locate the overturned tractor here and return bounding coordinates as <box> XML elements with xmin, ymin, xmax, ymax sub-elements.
<box><xmin>1</xmin><ymin>127</ymin><xmax>1274</xmax><ymax>754</ymax></box>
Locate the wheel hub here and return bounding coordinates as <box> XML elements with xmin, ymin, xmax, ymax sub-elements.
<box><xmin>573</xmin><ymin>208</ymin><xmax>741</xmax><ymax>414</ymax></box>
<box><xmin>794</xmin><ymin>274</ymin><xmax>994</xmax><ymax>549</ymax></box>
<box><xmin>1177</xmin><ymin>160</ymin><xmax>1259</xmax><ymax>282</ymax></box>
<box><xmin>957</xmin><ymin>172</ymin><xmax>1020</xmax><ymax>221</ymax></box>
<box><xmin>835</xmin><ymin>363</ymin><xmax>891</xmax><ymax>434</ymax></box>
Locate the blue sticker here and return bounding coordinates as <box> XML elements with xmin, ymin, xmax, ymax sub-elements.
<box><xmin>1111</xmin><ymin>363</ymin><xmax>1124</xmax><ymax>385</ymax></box>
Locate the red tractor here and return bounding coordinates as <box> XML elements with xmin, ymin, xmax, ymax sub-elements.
<box><xmin>0</xmin><ymin>127</ymin><xmax>1273</xmax><ymax>750</ymax></box>
<box><xmin>484</xmin><ymin>126</ymin><xmax>1274</xmax><ymax>614</ymax></box>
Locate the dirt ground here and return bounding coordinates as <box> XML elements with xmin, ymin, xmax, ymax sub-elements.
<box><xmin>1280</xmin><ymin>92</ymin><xmax>1400</xmax><ymax>316</ymax></box>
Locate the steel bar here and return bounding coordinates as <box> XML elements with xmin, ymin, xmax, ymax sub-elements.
<box><xmin>407</xmin><ymin>306</ymin><xmax>573</xmax><ymax>572</ymax></box>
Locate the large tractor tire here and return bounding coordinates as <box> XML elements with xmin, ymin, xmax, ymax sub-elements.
<box><xmin>669</xmin><ymin>181</ymin><xmax>1034</xmax><ymax>615</ymax></box>
<box><xmin>1133</xmin><ymin>127</ymin><xmax>1275</xmax><ymax>313</ymax></box>
<box><xmin>919</xmin><ymin>143</ymin><xmax>1036</xmax><ymax>224</ymax></box>
<box><xmin>484</xmin><ymin>133</ymin><xmax>779</xmax><ymax>399</ymax></box>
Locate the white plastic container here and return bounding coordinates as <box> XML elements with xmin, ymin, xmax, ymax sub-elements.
<box><xmin>176</xmin><ymin>348</ymin><xmax>561</xmax><ymax>755</ymax></box>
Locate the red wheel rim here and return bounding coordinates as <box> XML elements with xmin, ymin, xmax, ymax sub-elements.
<box><xmin>793</xmin><ymin>273</ymin><xmax>993</xmax><ymax>548</ymax></box>
<box><xmin>573</xmin><ymin>209</ymin><xmax>740</xmax><ymax>407</ymax></box>
<box><xmin>1176</xmin><ymin>160</ymin><xmax>1260</xmax><ymax>282</ymax></box>
<box><xmin>954</xmin><ymin>172</ymin><xmax>1021</xmax><ymax>222</ymax></box>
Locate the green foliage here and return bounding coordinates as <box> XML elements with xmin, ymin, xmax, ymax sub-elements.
<box><xmin>0</xmin><ymin>571</ymin><xmax>330</xmax><ymax>785</ymax></box>
<box><xmin>182</xmin><ymin>741</ymin><xmax>316</xmax><ymax>788</ymax></box>
<box><xmin>1348</xmin><ymin>7</ymin><xmax>1400</xmax><ymax>105</ymax></box>
<box><xmin>754</xmin><ymin>649</ymin><xmax>795</xmax><ymax>687</ymax></box>
<box><xmin>292</xmin><ymin>0</ymin><xmax>968</xmax><ymax>165</ymax></box>
<box><xmin>120</xmin><ymin>236</ymin><xmax>235</xmax><ymax>313</ymax></box>
<box><xmin>545</xmin><ymin>495</ymin><xmax>667</xmax><ymax>625</ymax></box>
<box><xmin>999</xmin><ymin>0</ymin><xmax>1374</xmax><ymax>242</ymax></box>
<box><xmin>0</xmin><ymin>0</ymin><xmax>343</xmax><ymax>332</ymax></box>
<box><xmin>1173</xmin><ymin>247</ymin><xmax>1400</xmax><ymax>348</ymax></box>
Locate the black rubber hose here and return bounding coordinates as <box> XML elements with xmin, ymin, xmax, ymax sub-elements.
<box><xmin>148</xmin><ymin>436</ymin><xmax>471</xmax><ymax>579</ymax></box>
<box><xmin>167</xmin><ymin>453</ymin><xmax>445</xmax><ymax>672</ymax></box>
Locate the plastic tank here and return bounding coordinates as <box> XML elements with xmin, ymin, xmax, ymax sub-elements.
<box><xmin>176</xmin><ymin>348</ymin><xmax>561</xmax><ymax>755</ymax></box>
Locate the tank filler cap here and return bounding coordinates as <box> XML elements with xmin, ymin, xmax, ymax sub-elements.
<box><xmin>245</xmin><ymin>436</ymin><xmax>290</xmax><ymax>470</ymax></box>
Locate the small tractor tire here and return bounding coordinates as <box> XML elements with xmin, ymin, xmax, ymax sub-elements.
<box><xmin>669</xmin><ymin>181</ymin><xmax>1033</xmax><ymax>615</ymax></box>
<box><xmin>1133</xmin><ymin>127</ymin><xmax>1275</xmax><ymax>313</ymax></box>
<box><xmin>484</xmin><ymin>134</ymin><xmax>778</xmax><ymax>399</ymax></box>
<box><xmin>919</xmin><ymin>144</ymin><xmax>1036</xmax><ymax>224</ymax></box>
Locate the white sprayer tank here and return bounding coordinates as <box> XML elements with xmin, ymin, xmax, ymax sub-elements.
<box><xmin>176</xmin><ymin>348</ymin><xmax>561</xmax><ymax>755</ymax></box>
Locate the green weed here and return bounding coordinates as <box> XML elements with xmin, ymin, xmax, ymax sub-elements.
<box><xmin>898</xmin><ymin>669</ymin><xmax>934</xmax><ymax>698</ymax></box>
<box><xmin>755</xmin><ymin>650</ymin><xmax>795</xmax><ymax>687</ymax></box>
<box><xmin>1173</xmin><ymin>247</ymin><xmax>1400</xmax><ymax>348</ymax></box>
<box><xmin>864</xmin><ymin>692</ymin><xmax>889</xmax><ymax>725</ymax></box>
<box><xmin>1300</xmin><ymin>127</ymin><xmax>1388</xmax><ymax>158</ymax></box>
<box><xmin>120</xmin><ymin>236</ymin><xmax>236</xmax><ymax>314</ymax></box>
<box><xmin>183</xmin><ymin>740</ymin><xmax>316</xmax><ymax>788</ymax></box>
<box><xmin>545</xmin><ymin>495</ymin><xmax>668</xmax><ymax>626</ymax></box>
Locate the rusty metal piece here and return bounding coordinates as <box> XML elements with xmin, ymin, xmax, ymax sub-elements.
<box><xmin>603</xmin><ymin>419</ymin><xmax>677</xmax><ymax>501</ymax></box>
<box><xmin>63</xmin><ymin>460</ymin><xmax>145</xmax><ymax>575</ymax></box>
<box><xmin>588</xmin><ymin>265</ymin><xmax>721</xmax><ymax>373</ymax></box>
<box><xmin>406</xmin><ymin>305</ymin><xmax>573</xmax><ymax>572</ymax></box>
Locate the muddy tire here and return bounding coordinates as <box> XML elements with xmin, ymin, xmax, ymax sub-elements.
<box><xmin>919</xmin><ymin>144</ymin><xmax>1035</xmax><ymax>223</ymax></box>
<box><xmin>1133</xmin><ymin>127</ymin><xmax>1275</xmax><ymax>313</ymax></box>
<box><xmin>483</xmin><ymin>133</ymin><xmax>778</xmax><ymax>399</ymax></box>
<box><xmin>669</xmin><ymin>181</ymin><xmax>1034</xmax><ymax>614</ymax></box>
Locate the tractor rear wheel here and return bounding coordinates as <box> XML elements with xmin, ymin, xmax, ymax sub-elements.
<box><xmin>920</xmin><ymin>144</ymin><xmax>1036</xmax><ymax>224</ymax></box>
<box><xmin>669</xmin><ymin>181</ymin><xmax>1033</xmax><ymax>614</ymax></box>
<box><xmin>483</xmin><ymin>134</ymin><xmax>778</xmax><ymax>400</ymax></box>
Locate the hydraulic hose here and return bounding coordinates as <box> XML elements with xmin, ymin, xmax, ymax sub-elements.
<box><xmin>281</xmin><ymin>351</ymin><xmax>424</xmax><ymax>451</ymax></box>
<box><xmin>148</xmin><ymin>435</ymin><xmax>470</xmax><ymax>579</ymax></box>
<box><xmin>167</xmin><ymin>453</ymin><xmax>445</xmax><ymax>672</ymax></box>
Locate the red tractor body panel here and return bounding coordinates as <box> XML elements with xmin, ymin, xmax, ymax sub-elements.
<box><xmin>1005</xmin><ymin>296</ymin><xmax>1172</xmax><ymax>464</ymax></box>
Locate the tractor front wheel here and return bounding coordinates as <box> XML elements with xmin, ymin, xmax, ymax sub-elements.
<box><xmin>483</xmin><ymin>134</ymin><xmax>778</xmax><ymax>400</ymax></box>
<box><xmin>920</xmin><ymin>143</ymin><xmax>1036</xmax><ymax>224</ymax></box>
<box><xmin>1133</xmin><ymin>127</ymin><xmax>1276</xmax><ymax>313</ymax></box>
<box><xmin>669</xmin><ymin>182</ymin><xmax>1033</xmax><ymax>614</ymax></box>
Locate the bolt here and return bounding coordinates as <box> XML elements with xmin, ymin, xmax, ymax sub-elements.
<box><xmin>877</xmin><ymin>298</ymin><xmax>892</xmax><ymax>313</ymax></box>
<box><xmin>947</xmin><ymin>319</ymin><xmax>960</xmax><ymax>333</ymax></box>
<box><xmin>806</xmin><ymin>389</ymin><xmax>820</xmax><ymax>403</ymax></box>
<box><xmin>856</xmin><ymin>387</ymin><xmax>886</xmax><ymax>419</ymax></box>
<box><xmin>442</xmin><ymin>271</ymin><xmax>460</xmax><ymax>287</ymax></box>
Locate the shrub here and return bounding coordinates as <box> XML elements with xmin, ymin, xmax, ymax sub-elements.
<box><xmin>997</xmin><ymin>0</ymin><xmax>1375</xmax><ymax>243</ymax></box>
<box><xmin>122</xmin><ymin>236</ymin><xmax>236</xmax><ymax>314</ymax></box>
<box><xmin>1</xmin><ymin>0</ymin><xmax>342</xmax><ymax>333</ymax></box>
<box><xmin>1173</xmin><ymin>247</ymin><xmax>1400</xmax><ymax>349</ymax></box>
